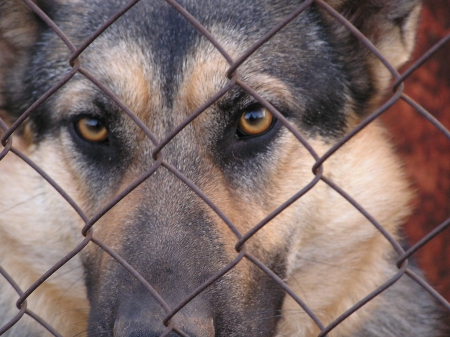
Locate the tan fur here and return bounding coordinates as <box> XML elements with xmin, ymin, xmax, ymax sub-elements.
<box><xmin>175</xmin><ymin>39</ymin><xmax>299</xmax><ymax>254</ymax></box>
<box><xmin>0</xmin><ymin>1</ymin><xmax>426</xmax><ymax>336</ymax></box>
<box><xmin>55</xmin><ymin>40</ymin><xmax>158</xmax><ymax>126</ymax></box>
<box><xmin>171</xmin><ymin>34</ymin><xmax>413</xmax><ymax>336</ymax></box>
<box><xmin>88</xmin><ymin>40</ymin><xmax>155</xmax><ymax>119</ymax></box>
<box><xmin>194</xmin><ymin>118</ymin><xmax>411</xmax><ymax>336</ymax></box>
<box><xmin>275</xmin><ymin>124</ymin><xmax>412</xmax><ymax>336</ymax></box>
<box><xmin>0</xmin><ymin>136</ymin><xmax>89</xmax><ymax>336</ymax></box>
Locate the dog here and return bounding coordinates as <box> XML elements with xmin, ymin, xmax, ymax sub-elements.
<box><xmin>0</xmin><ymin>0</ymin><xmax>449</xmax><ymax>336</ymax></box>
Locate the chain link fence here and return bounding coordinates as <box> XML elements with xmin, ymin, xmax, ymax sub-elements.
<box><xmin>0</xmin><ymin>0</ymin><xmax>449</xmax><ymax>336</ymax></box>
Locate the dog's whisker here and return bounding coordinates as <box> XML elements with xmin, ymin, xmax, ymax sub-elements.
<box><xmin>0</xmin><ymin>192</ymin><xmax>47</xmax><ymax>215</ymax></box>
<box><xmin>0</xmin><ymin>0</ymin><xmax>448</xmax><ymax>336</ymax></box>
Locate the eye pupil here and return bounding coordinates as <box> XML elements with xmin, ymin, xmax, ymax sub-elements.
<box><xmin>244</xmin><ymin>110</ymin><xmax>264</xmax><ymax>124</ymax></box>
<box><xmin>85</xmin><ymin>119</ymin><xmax>102</xmax><ymax>131</ymax></box>
<box><xmin>75</xmin><ymin>117</ymin><xmax>108</xmax><ymax>143</ymax></box>
<box><xmin>238</xmin><ymin>107</ymin><xmax>273</xmax><ymax>136</ymax></box>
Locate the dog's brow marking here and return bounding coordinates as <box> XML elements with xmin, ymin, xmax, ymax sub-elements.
<box><xmin>178</xmin><ymin>35</ymin><xmax>296</xmax><ymax>117</ymax></box>
<box><xmin>86</xmin><ymin>40</ymin><xmax>160</xmax><ymax>121</ymax></box>
<box><xmin>177</xmin><ymin>47</ymin><xmax>230</xmax><ymax>115</ymax></box>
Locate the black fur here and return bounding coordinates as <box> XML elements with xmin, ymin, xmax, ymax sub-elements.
<box><xmin>1</xmin><ymin>0</ymin><xmax>449</xmax><ymax>336</ymax></box>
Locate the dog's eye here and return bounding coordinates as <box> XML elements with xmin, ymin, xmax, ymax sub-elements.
<box><xmin>75</xmin><ymin>117</ymin><xmax>108</xmax><ymax>143</ymax></box>
<box><xmin>238</xmin><ymin>107</ymin><xmax>274</xmax><ymax>137</ymax></box>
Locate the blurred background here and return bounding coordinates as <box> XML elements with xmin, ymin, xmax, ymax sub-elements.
<box><xmin>381</xmin><ymin>0</ymin><xmax>450</xmax><ymax>301</ymax></box>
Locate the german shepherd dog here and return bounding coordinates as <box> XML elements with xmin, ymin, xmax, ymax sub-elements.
<box><xmin>0</xmin><ymin>0</ymin><xmax>449</xmax><ymax>336</ymax></box>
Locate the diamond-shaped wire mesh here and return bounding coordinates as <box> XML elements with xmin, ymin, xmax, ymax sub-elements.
<box><xmin>0</xmin><ymin>0</ymin><xmax>449</xmax><ymax>336</ymax></box>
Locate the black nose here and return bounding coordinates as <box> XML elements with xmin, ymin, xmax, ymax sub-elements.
<box><xmin>114</xmin><ymin>318</ymin><xmax>215</xmax><ymax>337</ymax></box>
<box><xmin>116</xmin><ymin>330</ymin><xmax>179</xmax><ymax>337</ymax></box>
<box><xmin>114</xmin><ymin>328</ymin><xmax>180</xmax><ymax>337</ymax></box>
<box><xmin>113</xmin><ymin>295</ymin><xmax>215</xmax><ymax>337</ymax></box>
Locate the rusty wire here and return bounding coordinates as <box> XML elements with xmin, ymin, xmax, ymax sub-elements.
<box><xmin>0</xmin><ymin>0</ymin><xmax>449</xmax><ymax>336</ymax></box>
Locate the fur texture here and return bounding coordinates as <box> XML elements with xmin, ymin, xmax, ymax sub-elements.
<box><xmin>0</xmin><ymin>0</ymin><xmax>449</xmax><ymax>336</ymax></box>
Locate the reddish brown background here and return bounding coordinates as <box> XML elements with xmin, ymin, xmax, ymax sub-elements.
<box><xmin>380</xmin><ymin>0</ymin><xmax>450</xmax><ymax>301</ymax></box>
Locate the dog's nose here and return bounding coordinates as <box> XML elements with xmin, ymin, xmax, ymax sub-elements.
<box><xmin>111</xmin><ymin>278</ymin><xmax>215</xmax><ymax>337</ymax></box>
<box><xmin>114</xmin><ymin>329</ymin><xmax>181</xmax><ymax>337</ymax></box>
<box><xmin>114</xmin><ymin>312</ymin><xmax>215</xmax><ymax>337</ymax></box>
<box><xmin>114</xmin><ymin>321</ymin><xmax>215</xmax><ymax>337</ymax></box>
<box><xmin>114</xmin><ymin>330</ymin><xmax>179</xmax><ymax>337</ymax></box>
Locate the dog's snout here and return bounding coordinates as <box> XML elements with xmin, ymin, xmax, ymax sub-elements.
<box><xmin>113</xmin><ymin>294</ymin><xmax>215</xmax><ymax>337</ymax></box>
<box><xmin>113</xmin><ymin>315</ymin><xmax>215</xmax><ymax>337</ymax></box>
<box><xmin>114</xmin><ymin>328</ymin><xmax>179</xmax><ymax>337</ymax></box>
<box><xmin>113</xmin><ymin>326</ymin><xmax>179</xmax><ymax>337</ymax></box>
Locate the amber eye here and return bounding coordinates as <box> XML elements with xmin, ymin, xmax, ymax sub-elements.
<box><xmin>75</xmin><ymin>117</ymin><xmax>108</xmax><ymax>143</ymax></box>
<box><xmin>238</xmin><ymin>107</ymin><xmax>273</xmax><ymax>136</ymax></box>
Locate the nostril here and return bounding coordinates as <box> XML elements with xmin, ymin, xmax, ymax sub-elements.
<box><xmin>114</xmin><ymin>320</ymin><xmax>214</xmax><ymax>337</ymax></box>
<box><xmin>126</xmin><ymin>331</ymin><xmax>179</xmax><ymax>337</ymax></box>
<box><xmin>114</xmin><ymin>320</ymin><xmax>189</xmax><ymax>337</ymax></box>
<box><xmin>113</xmin><ymin>296</ymin><xmax>214</xmax><ymax>337</ymax></box>
<box><xmin>114</xmin><ymin>326</ymin><xmax>180</xmax><ymax>337</ymax></box>
<box><xmin>127</xmin><ymin>331</ymin><xmax>154</xmax><ymax>337</ymax></box>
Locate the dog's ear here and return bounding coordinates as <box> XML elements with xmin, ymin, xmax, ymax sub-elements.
<box><xmin>319</xmin><ymin>0</ymin><xmax>421</xmax><ymax>111</ymax></box>
<box><xmin>0</xmin><ymin>1</ymin><xmax>39</xmax><ymax>124</ymax></box>
<box><xmin>0</xmin><ymin>1</ymin><xmax>59</xmax><ymax>125</ymax></box>
<box><xmin>323</xmin><ymin>0</ymin><xmax>421</xmax><ymax>69</ymax></box>
<box><xmin>0</xmin><ymin>0</ymin><xmax>60</xmax><ymax>62</ymax></box>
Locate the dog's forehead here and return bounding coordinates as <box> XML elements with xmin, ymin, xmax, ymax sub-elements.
<box><xmin>80</xmin><ymin>33</ymin><xmax>295</xmax><ymax>123</ymax></box>
<box><xmin>32</xmin><ymin>0</ymin><xmax>348</xmax><ymax>139</ymax></box>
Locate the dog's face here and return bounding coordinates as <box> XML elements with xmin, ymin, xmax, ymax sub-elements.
<box><xmin>0</xmin><ymin>0</ymin><xmax>421</xmax><ymax>336</ymax></box>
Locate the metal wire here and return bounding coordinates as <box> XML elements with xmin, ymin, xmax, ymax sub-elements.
<box><xmin>0</xmin><ymin>0</ymin><xmax>448</xmax><ymax>336</ymax></box>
